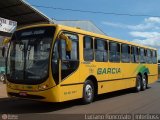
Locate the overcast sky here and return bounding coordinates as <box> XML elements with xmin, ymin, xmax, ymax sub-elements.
<box><xmin>26</xmin><ymin>0</ymin><xmax>160</xmax><ymax>58</ymax></box>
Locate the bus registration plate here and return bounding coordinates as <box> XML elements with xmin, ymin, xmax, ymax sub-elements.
<box><xmin>19</xmin><ymin>92</ymin><xmax>27</xmax><ymax>96</ymax></box>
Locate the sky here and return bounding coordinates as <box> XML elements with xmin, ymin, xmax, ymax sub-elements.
<box><xmin>26</xmin><ymin>0</ymin><xmax>160</xmax><ymax>58</ymax></box>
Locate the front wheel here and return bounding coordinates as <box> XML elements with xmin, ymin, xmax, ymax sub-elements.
<box><xmin>83</xmin><ymin>80</ymin><xmax>94</xmax><ymax>104</ymax></box>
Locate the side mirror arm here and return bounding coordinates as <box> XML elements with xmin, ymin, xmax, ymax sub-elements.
<box><xmin>1</xmin><ymin>38</ymin><xmax>10</xmax><ymax>57</ymax></box>
<box><xmin>58</xmin><ymin>33</ymin><xmax>72</xmax><ymax>52</ymax></box>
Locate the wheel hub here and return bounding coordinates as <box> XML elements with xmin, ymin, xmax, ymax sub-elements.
<box><xmin>142</xmin><ymin>77</ymin><xmax>146</xmax><ymax>88</ymax></box>
<box><xmin>85</xmin><ymin>85</ymin><xmax>93</xmax><ymax>98</ymax></box>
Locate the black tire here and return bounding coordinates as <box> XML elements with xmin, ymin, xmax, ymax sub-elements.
<box><xmin>141</xmin><ymin>75</ymin><xmax>147</xmax><ymax>91</ymax></box>
<box><xmin>83</xmin><ymin>80</ymin><xmax>94</xmax><ymax>104</ymax></box>
<box><xmin>135</xmin><ymin>75</ymin><xmax>142</xmax><ymax>92</ymax></box>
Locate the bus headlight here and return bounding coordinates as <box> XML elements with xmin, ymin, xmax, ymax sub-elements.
<box><xmin>38</xmin><ymin>85</ymin><xmax>48</xmax><ymax>90</ymax></box>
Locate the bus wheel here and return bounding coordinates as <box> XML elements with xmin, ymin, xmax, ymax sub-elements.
<box><xmin>83</xmin><ymin>80</ymin><xmax>94</xmax><ymax>104</ymax></box>
<box><xmin>141</xmin><ymin>75</ymin><xmax>147</xmax><ymax>91</ymax></box>
<box><xmin>135</xmin><ymin>75</ymin><xmax>141</xmax><ymax>92</ymax></box>
<box><xmin>0</xmin><ymin>74</ymin><xmax>5</xmax><ymax>83</ymax></box>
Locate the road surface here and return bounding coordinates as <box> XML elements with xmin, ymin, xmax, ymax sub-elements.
<box><xmin>0</xmin><ymin>80</ymin><xmax>160</xmax><ymax>119</ymax></box>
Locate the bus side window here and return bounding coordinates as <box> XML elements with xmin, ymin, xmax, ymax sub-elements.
<box><xmin>131</xmin><ymin>46</ymin><xmax>139</xmax><ymax>63</ymax></box>
<box><xmin>95</xmin><ymin>38</ymin><xmax>108</xmax><ymax>62</ymax></box>
<box><xmin>151</xmin><ymin>50</ymin><xmax>153</xmax><ymax>63</ymax></box>
<box><xmin>147</xmin><ymin>49</ymin><xmax>152</xmax><ymax>63</ymax></box>
<box><xmin>135</xmin><ymin>47</ymin><xmax>139</xmax><ymax>63</ymax></box>
<box><xmin>121</xmin><ymin>44</ymin><xmax>130</xmax><ymax>63</ymax></box>
<box><xmin>60</xmin><ymin>32</ymin><xmax>79</xmax><ymax>80</ymax></box>
<box><xmin>152</xmin><ymin>50</ymin><xmax>157</xmax><ymax>64</ymax></box>
<box><xmin>109</xmin><ymin>42</ymin><xmax>120</xmax><ymax>62</ymax></box>
<box><xmin>131</xmin><ymin>46</ymin><xmax>135</xmax><ymax>63</ymax></box>
<box><xmin>144</xmin><ymin>49</ymin><xmax>147</xmax><ymax>63</ymax></box>
<box><xmin>60</xmin><ymin>33</ymin><xmax>79</xmax><ymax>61</ymax></box>
<box><xmin>83</xmin><ymin>36</ymin><xmax>94</xmax><ymax>61</ymax></box>
<box><xmin>140</xmin><ymin>48</ymin><xmax>145</xmax><ymax>63</ymax></box>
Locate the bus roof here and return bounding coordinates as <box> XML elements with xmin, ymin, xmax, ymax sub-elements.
<box><xmin>17</xmin><ymin>24</ymin><xmax>157</xmax><ymax>50</ymax></box>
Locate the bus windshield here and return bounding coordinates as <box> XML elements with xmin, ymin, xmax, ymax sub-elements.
<box><xmin>6</xmin><ymin>26</ymin><xmax>55</xmax><ymax>84</ymax></box>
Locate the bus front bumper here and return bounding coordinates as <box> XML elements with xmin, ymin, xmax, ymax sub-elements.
<box><xmin>7</xmin><ymin>86</ymin><xmax>60</xmax><ymax>102</ymax></box>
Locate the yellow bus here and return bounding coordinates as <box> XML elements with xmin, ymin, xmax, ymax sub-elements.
<box><xmin>5</xmin><ymin>24</ymin><xmax>158</xmax><ymax>103</ymax></box>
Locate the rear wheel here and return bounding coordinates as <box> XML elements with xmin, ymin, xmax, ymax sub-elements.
<box><xmin>135</xmin><ymin>75</ymin><xmax>141</xmax><ymax>92</ymax></box>
<box><xmin>83</xmin><ymin>80</ymin><xmax>94</xmax><ymax>104</ymax></box>
<box><xmin>141</xmin><ymin>75</ymin><xmax>147</xmax><ymax>91</ymax></box>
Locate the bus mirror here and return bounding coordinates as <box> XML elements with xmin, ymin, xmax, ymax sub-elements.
<box><xmin>58</xmin><ymin>33</ymin><xmax>72</xmax><ymax>52</ymax></box>
<box><xmin>2</xmin><ymin>38</ymin><xmax>10</xmax><ymax>45</ymax></box>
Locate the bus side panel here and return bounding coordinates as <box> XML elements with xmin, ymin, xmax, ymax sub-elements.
<box><xmin>98</xmin><ymin>62</ymin><xmax>128</xmax><ymax>93</ymax></box>
<box><xmin>147</xmin><ymin>64</ymin><xmax>158</xmax><ymax>84</ymax></box>
<box><xmin>97</xmin><ymin>63</ymin><xmax>136</xmax><ymax>94</ymax></box>
<box><xmin>59</xmin><ymin>84</ymin><xmax>83</xmax><ymax>102</ymax></box>
<box><xmin>59</xmin><ymin>69</ymin><xmax>83</xmax><ymax>102</ymax></box>
<box><xmin>97</xmin><ymin>63</ymin><xmax>158</xmax><ymax>94</ymax></box>
<box><xmin>148</xmin><ymin>75</ymin><xmax>158</xmax><ymax>84</ymax></box>
<box><xmin>121</xmin><ymin>63</ymin><xmax>138</xmax><ymax>89</ymax></box>
<box><xmin>98</xmin><ymin>80</ymin><xmax>128</xmax><ymax>94</ymax></box>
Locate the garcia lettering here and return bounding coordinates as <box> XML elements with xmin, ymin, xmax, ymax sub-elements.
<box><xmin>97</xmin><ymin>68</ymin><xmax>121</xmax><ymax>75</ymax></box>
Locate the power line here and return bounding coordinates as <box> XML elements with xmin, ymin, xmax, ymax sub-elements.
<box><xmin>31</xmin><ymin>4</ymin><xmax>160</xmax><ymax>17</ymax></box>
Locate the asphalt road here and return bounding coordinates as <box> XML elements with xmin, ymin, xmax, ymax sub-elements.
<box><xmin>0</xmin><ymin>80</ymin><xmax>160</xmax><ymax>119</ymax></box>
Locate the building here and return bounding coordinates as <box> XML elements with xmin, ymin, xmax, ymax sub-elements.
<box><xmin>56</xmin><ymin>20</ymin><xmax>105</xmax><ymax>35</ymax></box>
<box><xmin>0</xmin><ymin>0</ymin><xmax>106</xmax><ymax>81</ymax></box>
<box><xmin>0</xmin><ymin>0</ymin><xmax>104</xmax><ymax>34</ymax></box>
